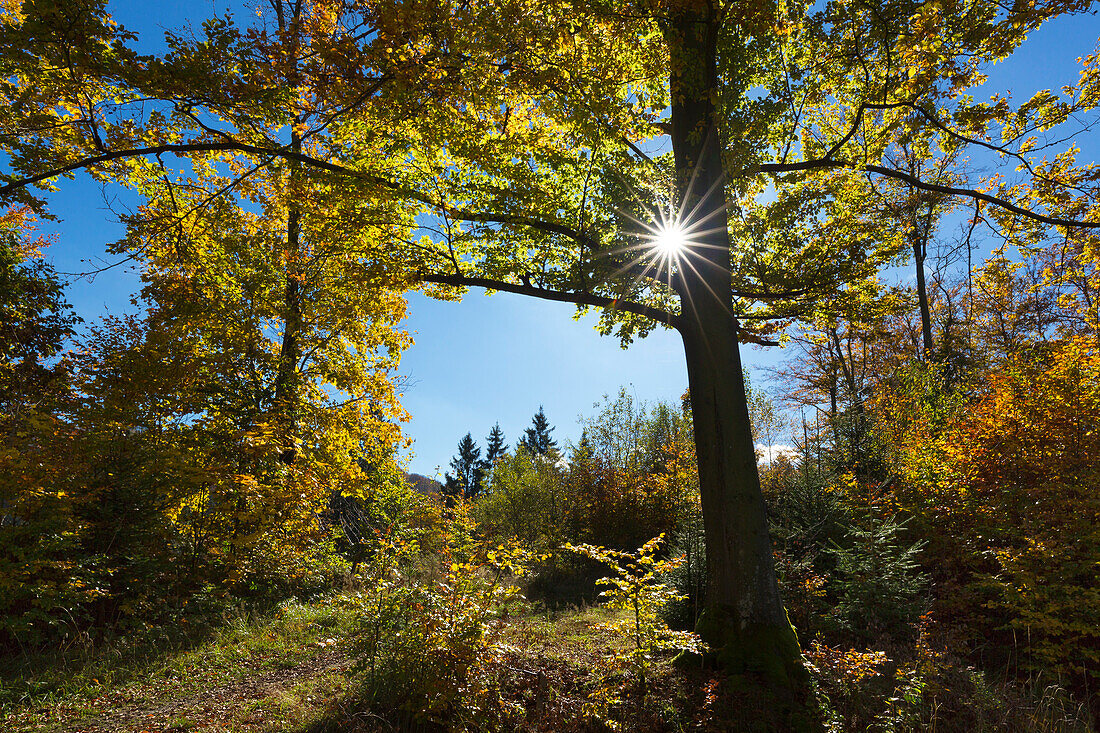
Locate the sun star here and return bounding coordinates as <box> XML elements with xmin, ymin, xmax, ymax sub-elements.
<box><xmin>651</xmin><ymin>220</ymin><xmax>687</xmax><ymax>257</ymax></box>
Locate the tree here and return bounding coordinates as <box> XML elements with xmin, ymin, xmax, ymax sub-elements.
<box><xmin>479</xmin><ymin>422</ymin><xmax>506</xmax><ymax>491</ymax></box>
<box><xmin>3</xmin><ymin>0</ymin><xmax>1100</xmax><ymax>706</ymax></box>
<box><xmin>475</xmin><ymin>446</ymin><xmax>567</xmax><ymax>548</ymax></box>
<box><xmin>518</xmin><ymin>406</ymin><xmax>557</xmax><ymax>457</ymax></box>
<box><xmin>0</xmin><ymin>0</ymin><xmax>411</xmax><ymax>619</ymax></box>
<box><xmin>566</xmin><ymin>393</ymin><xmax>695</xmax><ymax>551</ymax></box>
<box><xmin>484</xmin><ymin>423</ymin><xmax>507</xmax><ymax>465</ymax></box>
<box><xmin>444</xmin><ymin>432</ymin><xmax>484</xmax><ymax>501</ymax></box>
<box><xmin>0</xmin><ymin>210</ymin><xmax>85</xmax><ymax>644</ymax></box>
<box><xmin>745</xmin><ymin>377</ymin><xmax>788</xmax><ymax>464</ymax></box>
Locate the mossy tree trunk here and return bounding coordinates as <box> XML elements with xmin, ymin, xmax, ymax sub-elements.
<box><xmin>665</xmin><ymin>4</ymin><xmax>811</xmax><ymax>718</ymax></box>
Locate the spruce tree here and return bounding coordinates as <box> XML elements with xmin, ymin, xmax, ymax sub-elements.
<box><xmin>443</xmin><ymin>432</ymin><xmax>484</xmax><ymax>501</ymax></box>
<box><xmin>519</xmin><ymin>406</ymin><xmax>557</xmax><ymax>456</ymax></box>
<box><xmin>485</xmin><ymin>423</ymin><xmax>507</xmax><ymax>464</ymax></box>
<box><xmin>479</xmin><ymin>423</ymin><xmax>507</xmax><ymax>493</ymax></box>
<box><xmin>572</xmin><ymin>429</ymin><xmax>595</xmax><ymax>465</ymax></box>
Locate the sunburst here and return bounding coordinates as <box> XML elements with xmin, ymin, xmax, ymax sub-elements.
<box><xmin>598</xmin><ymin>166</ymin><xmax>737</xmax><ymax>325</ymax></box>
<box><xmin>649</xmin><ymin>219</ymin><xmax>688</xmax><ymax>258</ymax></box>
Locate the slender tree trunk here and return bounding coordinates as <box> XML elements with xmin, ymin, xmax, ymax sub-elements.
<box><xmin>912</xmin><ymin>224</ymin><xmax>935</xmax><ymax>359</ymax></box>
<box><xmin>274</xmin><ymin>123</ymin><xmax>303</xmax><ymax>464</ymax></box>
<box><xmin>665</xmin><ymin>5</ymin><xmax>809</xmax><ymax>710</ymax></box>
<box><xmin>274</xmin><ymin>196</ymin><xmax>303</xmax><ymax>464</ymax></box>
<box><xmin>272</xmin><ymin>1</ymin><xmax>303</xmax><ymax>465</ymax></box>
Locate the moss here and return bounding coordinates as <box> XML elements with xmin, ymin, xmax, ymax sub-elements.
<box><xmin>694</xmin><ymin>607</ymin><xmax>821</xmax><ymax>732</ymax></box>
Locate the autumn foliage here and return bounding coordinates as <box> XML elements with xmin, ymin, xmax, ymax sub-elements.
<box><xmin>874</xmin><ymin>339</ymin><xmax>1100</xmax><ymax>684</ymax></box>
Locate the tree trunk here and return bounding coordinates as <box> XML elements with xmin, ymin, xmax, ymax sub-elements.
<box><xmin>272</xmin><ymin>2</ymin><xmax>303</xmax><ymax>465</ymax></box>
<box><xmin>912</xmin><ymin>224</ymin><xmax>935</xmax><ymax>359</ymax></box>
<box><xmin>665</xmin><ymin>4</ymin><xmax>809</xmax><ymax>709</ymax></box>
<box><xmin>679</xmin><ymin>320</ymin><xmax>803</xmax><ymax>678</ymax></box>
<box><xmin>274</xmin><ymin>169</ymin><xmax>303</xmax><ymax>465</ymax></box>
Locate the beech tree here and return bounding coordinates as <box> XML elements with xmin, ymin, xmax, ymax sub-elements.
<box><xmin>2</xmin><ymin>0</ymin><xmax>1100</xmax><ymax>713</ymax></box>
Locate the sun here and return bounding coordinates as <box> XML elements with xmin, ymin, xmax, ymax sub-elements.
<box><xmin>650</xmin><ymin>220</ymin><xmax>687</xmax><ymax>257</ymax></box>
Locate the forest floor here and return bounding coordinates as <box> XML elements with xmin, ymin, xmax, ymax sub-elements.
<box><xmin>1</xmin><ymin>596</ymin><xmax>363</xmax><ymax>732</ymax></box>
<box><xmin>5</xmin><ymin>593</ymin><xmax>1090</xmax><ymax>732</ymax></box>
<box><xmin>1</xmin><ymin>596</ymin><xmax>717</xmax><ymax>733</ymax></box>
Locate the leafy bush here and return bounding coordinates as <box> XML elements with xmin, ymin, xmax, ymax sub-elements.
<box><xmin>475</xmin><ymin>448</ymin><xmax>569</xmax><ymax>550</ymax></box>
<box><xmin>874</xmin><ymin>340</ymin><xmax>1100</xmax><ymax>687</ymax></box>
<box><xmin>567</xmin><ymin>535</ymin><xmax>706</xmax><ymax>697</ymax></box>
<box><xmin>565</xmin><ymin>393</ymin><xmax>697</xmax><ymax>553</ymax></box>
<box><xmin>349</xmin><ymin>507</ymin><xmax>537</xmax><ymax>729</ymax></box>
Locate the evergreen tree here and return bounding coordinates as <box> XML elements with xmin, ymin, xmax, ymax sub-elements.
<box><xmin>484</xmin><ymin>423</ymin><xmax>507</xmax><ymax>464</ymax></box>
<box><xmin>444</xmin><ymin>432</ymin><xmax>484</xmax><ymax>501</ymax></box>
<box><xmin>479</xmin><ymin>423</ymin><xmax>507</xmax><ymax>493</ymax></box>
<box><xmin>519</xmin><ymin>406</ymin><xmax>557</xmax><ymax>456</ymax></box>
<box><xmin>572</xmin><ymin>429</ymin><xmax>595</xmax><ymax>466</ymax></box>
<box><xmin>828</xmin><ymin>515</ymin><xmax>928</xmax><ymax>642</ymax></box>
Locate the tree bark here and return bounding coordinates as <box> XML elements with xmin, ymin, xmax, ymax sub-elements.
<box><xmin>274</xmin><ymin>198</ymin><xmax>303</xmax><ymax>465</ymax></box>
<box><xmin>274</xmin><ymin>124</ymin><xmax>304</xmax><ymax>465</ymax></box>
<box><xmin>912</xmin><ymin>222</ymin><xmax>935</xmax><ymax>359</ymax></box>
<box><xmin>665</xmin><ymin>4</ymin><xmax>809</xmax><ymax>709</ymax></box>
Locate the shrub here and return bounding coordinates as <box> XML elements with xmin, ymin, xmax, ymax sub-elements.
<box><xmin>349</xmin><ymin>507</ymin><xmax>537</xmax><ymax>729</ymax></box>
<box><xmin>475</xmin><ymin>448</ymin><xmax>568</xmax><ymax>550</ymax></box>
<box><xmin>658</xmin><ymin>511</ymin><xmax>706</xmax><ymax>629</ymax></box>
<box><xmin>567</xmin><ymin>535</ymin><xmax>706</xmax><ymax>697</ymax></box>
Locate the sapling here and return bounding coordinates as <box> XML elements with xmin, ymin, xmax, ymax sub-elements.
<box><xmin>567</xmin><ymin>534</ymin><xmax>706</xmax><ymax>697</ymax></box>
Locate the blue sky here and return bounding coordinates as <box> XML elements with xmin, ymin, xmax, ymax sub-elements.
<box><xmin>32</xmin><ymin>4</ymin><xmax>1100</xmax><ymax>477</ymax></box>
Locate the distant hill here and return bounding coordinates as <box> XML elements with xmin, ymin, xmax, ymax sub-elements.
<box><xmin>405</xmin><ymin>472</ymin><xmax>443</xmax><ymax>496</ymax></box>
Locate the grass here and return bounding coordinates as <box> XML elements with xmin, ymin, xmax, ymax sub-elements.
<box><xmin>2</xmin><ymin>587</ymin><xmax>699</xmax><ymax>733</ymax></box>
<box><xmin>498</xmin><ymin>601</ymin><xmax>633</xmax><ymax>664</ymax></box>
<box><xmin>3</xmin><ymin>591</ymin><xmax>1093</xmax><ymax>732</ymax></box>
<box><xmin>1</xmin><ymin>596</ymin><xmax>358</xmax><ymax>732</ymax></box>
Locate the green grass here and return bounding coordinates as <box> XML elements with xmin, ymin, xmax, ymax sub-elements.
<box><xmin>1</xmin><ymin>596</ymin><xmax>358</xmax><ymax>732</ymax></box>
<box><xmin>499</xmin><ymin>602</ymin><xmax>633</xmax><ymax>665</ymax></box>
<box><xmin>1</xmin><ymin>594</ymin><xmax>641</xmax><ymax>733</ymax></box>
<box><xmin>6</xmin><ymin>591</ymin><xmax>1085</xmax><ymax>733</ymax></box>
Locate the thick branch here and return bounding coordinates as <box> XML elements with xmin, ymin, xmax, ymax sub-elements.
<box><xmin>5</xmin><ymin>140</ymin><xmax>620</xmax><ymax>254</ymax></box>
<box><xmin>444</xmin><ymin>209</ymin><xmax>602</xmax><ymax>250</ymax></box>
<box><xmin>421</xmin><ymin>272</ymin><xmax>681</xmax><ymax>329</ymax></box>
<box><xmin>8</xmin><ymin>129</ymin><xmax>1097</xmax><ymax>236</ymax></box>
<box><xmin>755</xmin><ymin>159</ymin><xmax>838</xmax><ymax>174</ymax></box>
<box><xmin>862</xmin><ymin>164</ymin><xmax>1099</xmax><ymax>229</ymax></box>
<box><xmin>0</xmin><ymin>141</ymin><xmax>382</xmax><ymax>198</ymax></box>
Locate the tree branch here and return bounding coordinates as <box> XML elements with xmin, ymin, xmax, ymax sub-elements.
<box><xmin>862</xmin><ymin>164</ymin><xmax>1100</xmax><ymax>229</ymax></box>
<box><xmin>866</xmin><ymin>100</ymin><xmax>1092</xmax><ymax>192</ymax></box>
<box><xmin>420</xmin><ymin>272</ymin><xmax>681</xmax><ymax>329</ymax></box>
<box><xmin>443</xmin><ymin>209</ymin><xmax>602</xmax><ymax>250</ymax></box>
<box><xmin>754</xmin><ymin>159</ymin><xmax>1100</xmax><ymax>229</ymax></box>
<box><xmin>0</xmin><ymin>141</ymin><xmax>386</xmax><ymax>198</ymax></box>
<box><xmin>756</xmin><ymin>159</ymin><xmax>838</xmax><ymax>175</ymax></box>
